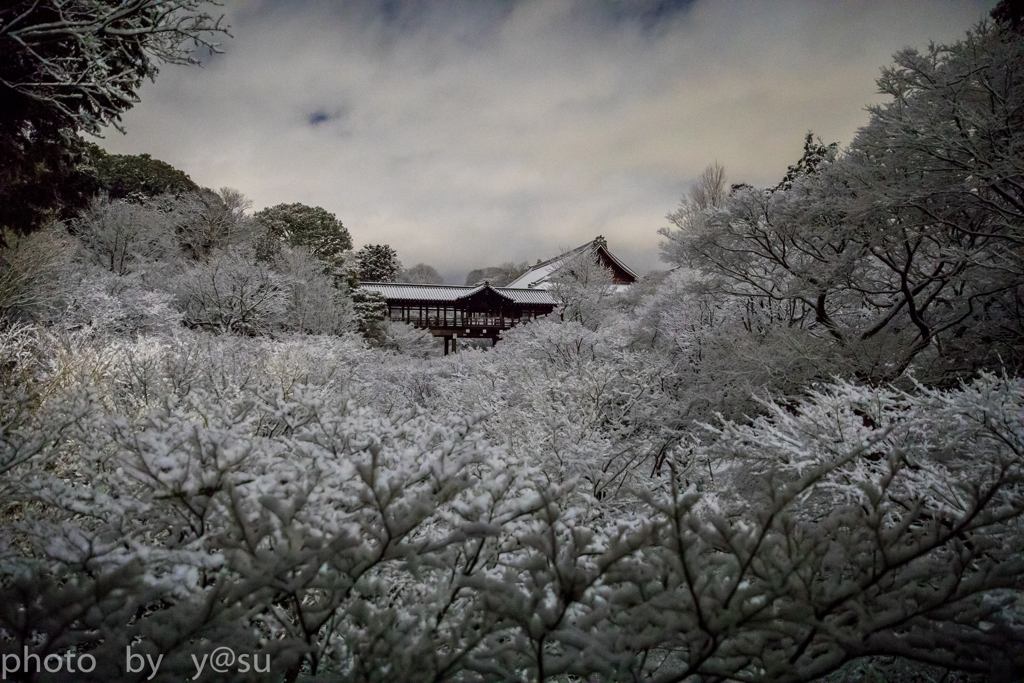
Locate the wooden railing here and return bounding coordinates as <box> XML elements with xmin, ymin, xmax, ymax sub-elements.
<box><xmin>422</xmin><ymin>317</ymin><xmax>520</xmax><ymax>329</ymax></box>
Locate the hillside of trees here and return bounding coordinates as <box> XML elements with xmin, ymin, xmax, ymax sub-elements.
<box><xmin>1</xmin><ymin>3</ymin><xmax>1023</xmax><ymax>682</ymax></box>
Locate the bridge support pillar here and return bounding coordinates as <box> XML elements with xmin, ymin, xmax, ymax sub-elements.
<box><xmin>443</xmin><ymin>334</ymin><xmax>459</xmax><ymax>356</ymax></box>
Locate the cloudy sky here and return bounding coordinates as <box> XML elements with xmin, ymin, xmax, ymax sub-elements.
<box><xmin>98</xmin><ymin>0</ymin><xmax>991</xmax><ymax>283</ymax></box>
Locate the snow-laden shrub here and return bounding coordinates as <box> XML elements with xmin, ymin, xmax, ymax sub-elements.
<box><xmin>74</xmin><ymin>196</ymin><xmax>178</xmax><ymax>275</ymax></box>
<box><xmin>97</xmin><ymin>329</ymin><xmax>370</xmax><ymax>416</ymax></box>
<box><xmin>172</xmin><ymin>246</ymin><xmax>290</xmax><ymax>335</ymax></box>
<box><xmin>53</xmin><ymin>260</ymin><xmax>182</xmax><ymax>337</ymax></box>
<box><xmin>274</xmin><ymin>246</ymin><xmax>355</xmax><ymax>335</ymax></box>
<box><xmin>376</xmin><ymin>320</ymin><xmax>437</xmax><ymax>358</ymax></box>
<box><xmin>2</xmin><ymin>368</ymin><xmax>1015</xmax><ymax>683</ymax></box>
<box><xmin>1</xmin><ymin>321</ymin><xmax>1022</xmax><ymax>681</ymax></box>
<box><xmin>169</xmin><ymin>246</ymin><xmax>357</xmax><ymax>338</ymax></box>
<box><xmin>169</xmin><ymin>188</ymin><xmax>255</xmax><ymax>260</ymax></box>
<box><xmin>0</xmin><ymin>225</ymin><xmax>73</xmax><ymax>323</ymax></box>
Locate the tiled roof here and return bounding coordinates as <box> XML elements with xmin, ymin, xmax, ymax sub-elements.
<box><xmin>506</xmin><ymin>236</ymin><xmax>637</xmax><ymax>289</ymax></box>
<box><xmin>497</xmin><ymin>288</ymin><xmax>559</xmax><ymax>305</ymax></box>
<box><xmin>359</xmin><ymin>283</ymin><xmax>471</xmax><ymax>301</ymax></box>
<box><xmin>505</xmin><ymin>262</ymin><xmax>560</xmax><ymax>289</ymax></box>
<box><xmin>359</xmin><ymin>282</ymin><xmax>557</xmax><ymax>305</ymax></box>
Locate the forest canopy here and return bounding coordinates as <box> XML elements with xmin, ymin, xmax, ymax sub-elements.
<box><xmin>0</xmin><ymin>0</ymin><xmax>227</xmax><ymax>235</ymax></box>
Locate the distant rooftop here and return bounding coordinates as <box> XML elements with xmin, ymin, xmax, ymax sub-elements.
<box><xmin>505</xmin><ymin>236</ymin><xmax>638</xmax><ymax>290</ymax></box>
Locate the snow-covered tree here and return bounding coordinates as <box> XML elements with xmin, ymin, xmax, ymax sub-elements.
<box><xmin>74</xmin><ymin>196</ymin><xmax>176</xmax><ymax>275</ymax></box>
<box><xmin>661</xmin><ymin>20</ymin><xmax>1024</xmax><ymax>383</ymax></box>
<box><xmin>356</xmin><ymin>244</ymin><xmax>401</xmax><ymax>283</ymax></box>
<box><xmin>398</xmin><ymin>262</ymin><xmax>444</xmax><ymax>284</ymax></box>
<box><xmin>0</xmin><ymin>1</ymin><xmax>228</xmax><ymax>235</ymax></box>
<box><xmin>351</xmin><ymin>288</ymin><xmax>389</xmax><ymax>341</ymax></box>
<box><xmin>274</xmin><ymin>246</ymin><xmax>355</xmax><ymax>335</ymax></box>
<box><xmin>1</xmin><ymin>15</ymin><xmax>1022</xmax><ymax>683</ymax></box>
<box><xmin>254</xmin><ymin>203</ymin><xmax>352</xmax><ymax>268</ymax></box>
<box><xmin>548</xmin><ymin>246</ymin><xmax>616</xmax><ymax>329</ymax></box>
<box><xmin>0</xmin><ymin>224</ymin><xmax>73</xmax><ymax>322</ymax></box>
<box><xmin>171</xmin><ymin>246</ymin><xmax>289</xmax><ymax>335</ymax></box>
<box><xmin>172</xmin><ymin>188</ymin><xmax>254</xmax><ymax>260</ymax></box>
<box><xmin>0</xmin><ymin>1</ymin><xmax>227</xmax><ymax>136</ymax></box>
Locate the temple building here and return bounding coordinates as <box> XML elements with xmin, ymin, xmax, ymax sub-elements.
<box><xmin>358</xmin><ymin>236</ymin><xmax>635</xmax><ymax>354</ymax></box>
<box><xmin>506</xmin><ymin>235</ymin><xmax>637</xmax><ymax>291</ymax></box>
<box><xmin>356</xmin><ymin>282</ymin><xmax>557</xmax><ymax>354</ymax></box>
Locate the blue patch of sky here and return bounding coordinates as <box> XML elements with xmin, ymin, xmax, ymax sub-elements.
<box><xmin>306</xmin><ymin>105</ymin><xmax>350</xmax><ymax>127</ymax></box>
<box><xmin>587</xmin><ymin>0</ymin><xmax>698</xmax><ymax>34</ymax></box>
<box><xmin>308</xmin><ymin>111</ymin><xmax>333</xmax><ymax>126</ymax></box>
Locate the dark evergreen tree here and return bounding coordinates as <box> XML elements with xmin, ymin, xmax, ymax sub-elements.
<box><xmin>356</xmin><ymin>244</ymin><xmax>401</xmax><ymax>282</ymax></box>
<box><xmin>351</xmin><ymin>288</ymin><xmax>389</xmax><ymax>340</ymax></box>
<box><xmin>0</xmin><ymin>1</ymin><xmax>226</xmax><ymax>236</ymax></box>
<box><xmin>992</xmin><ymin>0</ymin><xmax>1024</xmax><ymax>33</ymax></box>
<box><xmin>772</xmin><ymin>132</ymin><xmax>839</xmax><ymax>193</ymax></box>
<box><xmin>254</xmin><ymin>203</ymin><xmax>352</xmax><ymax>267</ymax></box>
<box><xmin>87</xmin><ymin>144</ymin><xmax>199</xmax><ymax>201</ymax></box>
<box><xmin>0</xmin><ymin>129</ymin><xmax>97</xmax><ymax>238</ymax></box>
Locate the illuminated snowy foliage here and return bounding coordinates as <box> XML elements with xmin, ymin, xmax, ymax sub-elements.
<box><xmin>1</xmin><ymin>15</ymin><xmax>1023</xmax><ymax>683</ymax></box>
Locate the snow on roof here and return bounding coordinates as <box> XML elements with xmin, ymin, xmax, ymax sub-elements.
<box><xmin>505</xmin><ymin>261</ymin><xmax>562</xmax><ymax>290</ymax></box>
<box><xmin>506</xmin><ymin>236</ymin><xmax>638</xmax><ymax>289</ymax></box>
<box><xmin>359</xmin><ymin>282</ymin><xmax>557</xmax><ymax>306</ymax></box>
<box><xmin>493</xmin><ymin>288</ymin><xmax>560</xmax><ymax>305</ymax></box>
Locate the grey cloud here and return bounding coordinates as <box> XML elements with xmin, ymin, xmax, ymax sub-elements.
<box><xmin>100</xmin><ymin>0</ymin><xmax>990</xmax><ymax>282</ymax></box>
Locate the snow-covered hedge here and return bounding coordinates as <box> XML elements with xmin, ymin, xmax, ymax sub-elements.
<box><xmin>2</xmin><ymin>323</ymin><xmax>1021</xmax><ymax>682</ymax></box>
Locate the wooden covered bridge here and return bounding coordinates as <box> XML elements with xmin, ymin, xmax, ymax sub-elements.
<box><xmin>357</xmin><ymin>282</ymin><xmax>558</xmax><ymax>354</ymax></box>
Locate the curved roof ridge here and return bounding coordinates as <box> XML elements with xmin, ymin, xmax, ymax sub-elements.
<box><xmin>527</xmin><ymin>239</ymin><xmax>595</xmax><ymax>272</ymax></box>
<box><xmin>359</xmin><ymin>281</ymin><xmax>469</xmax><ymax>288</ymax></box>
<box><xmin>596</xmin><ymin>244</ymin><xmax>638</xmax><ymax>280</ymax></box>
<box><xmin>506</xmin><ymin>236</ymin><xmax>637</xmax><ymax>289</ymax></box>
